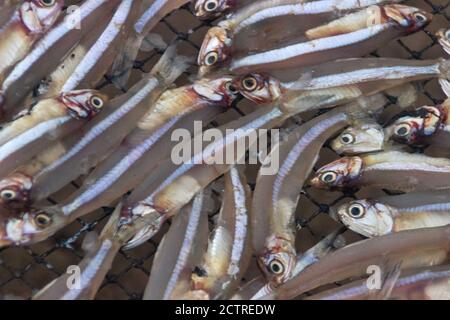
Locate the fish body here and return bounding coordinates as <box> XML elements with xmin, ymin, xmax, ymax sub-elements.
<box><xmin>311</xmin><ymin>150</ymin><xmax>450</xmax><ymax>192</ymax></box>
<box><xmin>230</xmin><ymin>5</ymin><xmax>431</xmax><ymax>73</ymax></box>
<box><xmin>144</xmin><ymin>192</ymin><xmax>210</xmax><ymax>300</ymax></box>
<box><xmin>190</xmin><ymin>167</ymin><xmax>252</xmax><ymax>299</ymax></box>
<box><xmin>234</xmin><ymin>58</ymin><xmax>449</xmax><ymax>114</ymax></box>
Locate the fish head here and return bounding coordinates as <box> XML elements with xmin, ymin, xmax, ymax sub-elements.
<box><xmin>384</xmin><ymin>106</ymin><xmax>442</xmax><ymax>146</ymax></box>
<box><xmin>310</xmin><ymin>156</ymin><xmax>363</xmax><ymax>189</ymax></box>
<box><xmin>233</xmin><ymin>73</ymin><xmax>281</xmax><ymax>104</ymax></box>
<box><xmin>198</xmin><ymin>26</ymin><xmax>232</xmax><ymax>76</ymax></box>
<box><xmin>0</xmin><ymin>173</ymin><xmax>33</xmax><ymax>210</ymax></box>
<box><xmin>331</xmin><ymin>123</ymin><xmax>385</xmax><ymax>155</ymax></box>
<box><xmin>258</xmin><ymin>236</ymin><xmax>296</xmax><ymax>286</ymax></box>
<box><xmin>60</xmin><ymin>90</ymin><xmax>108</xmax><ymax>120</ymax></box>
<box><xmin>192</xmin><ymin>75</ymin><xmax>239</xmax><ymax>106</ymax></box>
<box><xmin>0</xmin><ymin>208</ymin><xmax>67</xmax><ymax>248</ymax></box>
<box><xmin>194</xmin><ymin>0</ymin><xmax>233</xmax><ymax>20</ymax></box>
<box><xmin>437</xmin><ymin>29</ymin><xmax>450</xmax><ymax>55</ymax></box>
<box><xmin>335</xmin><ymin>200</ymin><xmax>395</xmax><ymax>237</ymax></box>
<box><xmin>383</xmin><ymin>5</ymin><xmax>432</xmax><ymax>32</ymax></box>
<box><xmin>21</xmin><ymin>0</ymin><xmax>63</xmax><ymax>34</ymax></box>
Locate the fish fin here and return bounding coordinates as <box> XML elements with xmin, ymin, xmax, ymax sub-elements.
<box><xmin>122</xmin><ymin>225</ymin><xmax>154</xmax><ymax>250</ymax></box>
<box><xmin>439</xmin><ymin>78</ymin><xmax>450</xmax><ymax>98</ymax></box>
<box><xmin>150</xmin><ymin>41</ymin><xmax>193</xmax><ymax>86</ymax></box>
<box><xmin>442</xmin><ymin>43</ymin><xmax>450</xmax><ymax>56</ymax></box>
<box><xmin>141</xmin><ymin>33</ymin><xmax>167</xmax><ymax>53</ymax></box>
<box><xmin>109</xmin><ymin>34</ymin><xmax>144</xmax><ymax>89</ymax></box>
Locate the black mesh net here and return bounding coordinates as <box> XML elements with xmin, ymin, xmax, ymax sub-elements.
<box><xmin>0</xmin><ymin>0</ymin><xmax>448</xmax><ymax>299</ymax></box>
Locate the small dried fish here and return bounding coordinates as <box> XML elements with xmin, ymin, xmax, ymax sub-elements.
<box><xmin>0</xmin><ymin>0</ymin><xmax>63</xmax><ymax>83</ymax></box>
<box><xmin>234</xmin><ymin>58</ymin><xmax>450</xmax><ymax>113</ymax></box>
<box><xmin>307</xmin><ymin>265</ymin><xmax>450</xmax><ymax>300</ymax></box>
<box><xmin>230</xmin><ymin>5</ymin><xmax>431</xmax><ymax>73</ymax></box>
<box><xmin>0</xmin><ymin>90</ymin><xmax>107</xmax><ymax>179</ymax></box>
<box><xmin>310</xmin><ymin>150</ymin><xmax>450</xmax><ymax>192</ymax></box>
<box><xmin>144</xmin><ymin>192</ymin><xmax>210</xmax><ymax>300</ymax></box>
<box><xmin>198</xmin><ymin>0</ymin><xmax>398</xmax><ymax>75</ymax></box>
<box><xmin>36</xmin><ymin>17</ymin><xmax>112</xmax><ymax>99</ymax></box>
<box><xmin>189</xmin><ymin>167</ymin><xmax>252</xmax><ymax>299</ymax></box>
<box><xmin>262</xmin><ymin>225</ymin><xmax>450</xmax><ymax>300</ymax></box>
<box><xmin>333</xmin><ymin>190</ymin><xmax>450</xmax><ymax>237</ymax></box>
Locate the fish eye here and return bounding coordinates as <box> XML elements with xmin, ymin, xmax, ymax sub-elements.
<box><xmin>347</xmin><ymin>203</ymin><xmax>365</xmax><ymax>219</ymax></box>
<box><xmin>394</xmin><ymin>123</ymin><xmax>411</xmax><ymax>137</ymax></box>
<box><xmin>40</xmin><ymin>0</ymin><xmax>56</xmax><ymax>6</ymax></box>
<box><xmin>204</xmin><ymin>0</ymin><xmax>218</xmax><ymax>12</ymax></box>
<box><xmin>242</xmin><ymin>77</ymin><xmax>258</xmax><ymax>91</ymax></box>
<box><xmin>320</xmin><ymin>171</ymin><xmax>337</xmax><ymax>184</ymax></box>
<box><xmin>268</xmin><ymin>259</ymin><xmax>285</xmax><ymax>275</ymax></box>
<box><xmin>90</xmin><ymin>96</ymin><xmax>104</xmax><ymax>109</ymax></box>
<box><xmin>205</xmin><ymin>51</ymin><xmax>219</xmax><ymax>66</ymax></box>
<box><xmin>445</xmin><ymin>29</ymin><xmax>450</xmax><ymax>39</ymax></box>
<box><xmin>225</xmin><ymin>82</ymin><xmax>238</xmax><ymax>94</ymax></box>
<box><xmin>340</xmin><ymin>133</ymin><xmax>355</xmax><ymax>145</ymax></box>
<box><xmin>0</xmin><ymin>190</ymin><xmax>16</xmax><ymax>200</ymax></box>
<box><xmin>413</xmin><ymin>12</ymin><xmax>427</xmax><ymax>23</ymax></box>
<box><xmin>34</xmin><ymin>213</ymin><xmax>52</xmax><ymax>228</ymax></box>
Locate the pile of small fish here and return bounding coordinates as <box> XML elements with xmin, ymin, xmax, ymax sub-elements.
<box><xmin>0</xmin><ymin>0</ymin><xmax>449</xmax><ymax>300</ymax></box>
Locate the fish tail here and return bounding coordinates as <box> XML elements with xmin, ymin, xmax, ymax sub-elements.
<box><xmin>150</xmin><ymin>41</ymin><xmax>193</xmax><ymax>87</ymax></box>
<box><xmin>437</xmin><ymin>29</ymin><xmax>450</xmax><ymax>55</ymax></box>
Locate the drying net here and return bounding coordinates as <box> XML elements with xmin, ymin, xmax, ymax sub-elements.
<box><xmin>0</xmin><ymin>0</ymin><xmax>448</xmax><ymax>299</ymax></box>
